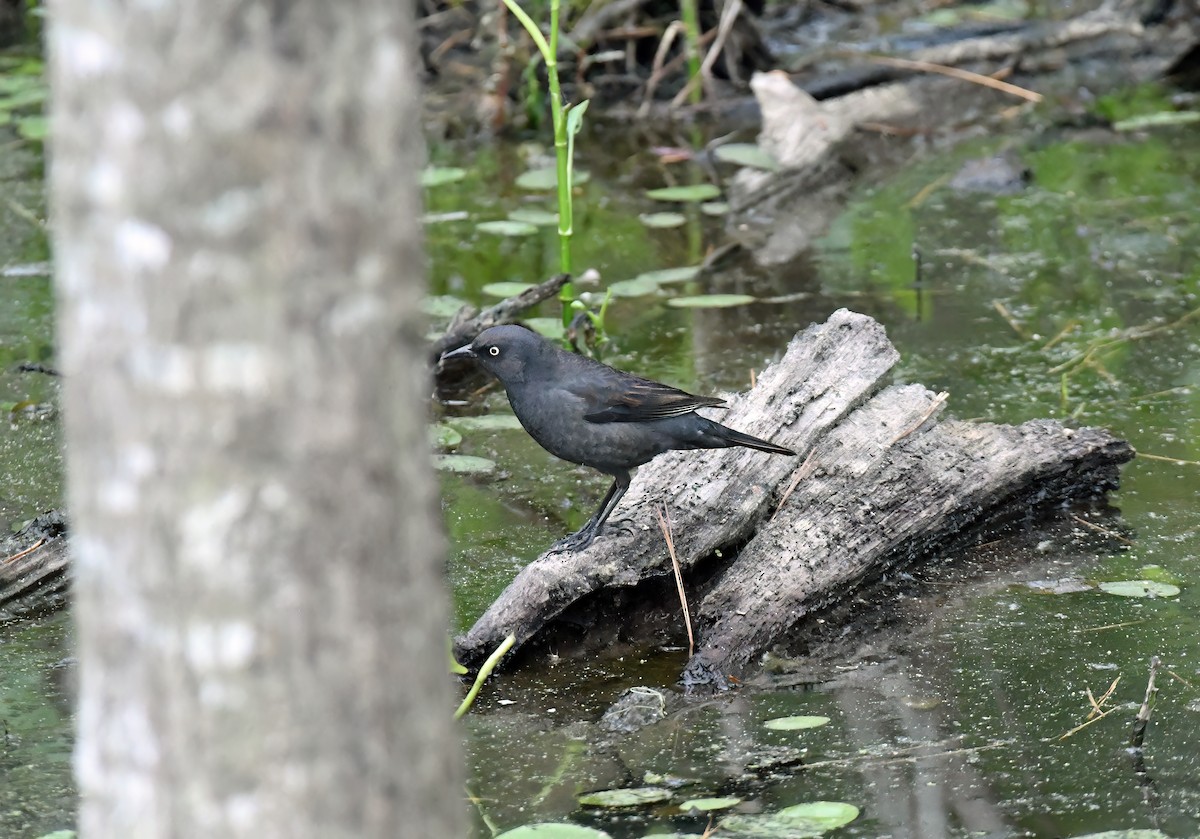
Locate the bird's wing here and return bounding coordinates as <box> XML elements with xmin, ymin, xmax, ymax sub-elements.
<box><xmin>566</xmin><ymin>369</ymin><xmax>726</xmax><ymax>423</ymax></box>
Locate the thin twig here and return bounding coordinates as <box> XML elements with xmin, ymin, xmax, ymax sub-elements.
<box><xmin>773</xmin><ymin>448</ymin><xmax>818</xmax><ymax>519</ymax></box>
<box><xmin>861</xmin><ymin>53</ymin><xmax>1043</xmax><ymax>102</ymax></box>
<box><xmin>1136</xmin><ymin>452</ymin><xmax>1200</xmax><ymax>467</ymax></box>
<box><xmin>1074</xmin><ymin>620</ymin><xmax>1146</xmax><ymax>633</ymax></box>
<box><xmin>658</xmin><ymin>505</ymin><xmax>694</xmax><ymax>657</ymax></box>
<box><xmin>2</xmin><ymin>537</ymin><xmax>45</xmax><ymax>565</ymax></box>
<box><xmin>890</xmin><ymin>391</ymin><xmax>948</xmax><ymax>444</ymax></box>
<box><xmin>1058</xmin><ymin>706</ymin><xmax>1117</xmax><ymax>740</ymax></box>
<box><xmin>1041</xmin><ymin>319</ymin><xmax>1079</xmax><ymax>351</ymax></box>
<box><xmin>1130</xmin><ymin>656</ymin><xmax>1161</xmax><ymax>750</ymax></box>
<box><xmin>1070</xmin><ymin>514</ymin><xmax>1133</xmax><ymax>545</ymax></box>
<box><xmin>698</xmin><ymin>0</ymin><xmax>742</xmax><ymax>83</ymax></box>
<box><xmin>992</xmin><ymin>299</ymin><xmax>1029</xmax><ymax>339</ymax></box>
<box><xmin>801</xmin><ymin>739</ymin><xmax>1011</xmax><ymax>771</ymax></box>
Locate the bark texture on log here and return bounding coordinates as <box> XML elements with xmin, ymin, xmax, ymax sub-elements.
<box><xmin>454</xmin><ymin>310</ymin><xmax>1134</xmax><ymax>680</ymax></box>
<box><xmin>0</xmin><ymin>511</ymin><xmax>69</xmax><ymax>621</ymax></box>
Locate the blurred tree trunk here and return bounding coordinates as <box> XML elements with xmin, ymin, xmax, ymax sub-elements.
<box><xmin>48</xmin><ymin>2</ymin><xmax>460</xmax><ymax>837</ymax></box>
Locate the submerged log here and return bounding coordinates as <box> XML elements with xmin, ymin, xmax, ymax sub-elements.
<box><xmin>0</xmin><ymin>510</ymin><xmax>70</xmax><ymax>620</ymax></box>
<box><xmin>453</xmin><ymin>310</ymin><xmax>1134</xmax><ymax>682</ymax></box>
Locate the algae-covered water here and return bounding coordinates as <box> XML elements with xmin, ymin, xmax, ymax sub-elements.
<box><xmin>2</xmin><ymin>81</ymin><xmax>1199</xmax><ymax>837</ymax></box>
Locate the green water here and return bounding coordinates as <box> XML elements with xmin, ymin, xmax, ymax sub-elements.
<box><xmin>3</xmin><ymin>83</ymin><xmax>1200</xmax><ymax>837</ymax></box>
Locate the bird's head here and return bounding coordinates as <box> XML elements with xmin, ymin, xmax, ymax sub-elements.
<box><xmin>441</xmin><ymin>324</ymin><xmax>548</xmax><ymax>384</ymax></box>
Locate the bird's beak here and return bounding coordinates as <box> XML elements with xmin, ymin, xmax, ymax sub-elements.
<box><xmin>440</xmin><ymin>344</ymin><xmax>477</xmax><ymax>362</ymax></box>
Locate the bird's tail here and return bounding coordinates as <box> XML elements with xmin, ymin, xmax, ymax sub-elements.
<box><xmin>704</xmin><ymin>418</ymin><xmax>795</xmax><ymax>456</ymax></box>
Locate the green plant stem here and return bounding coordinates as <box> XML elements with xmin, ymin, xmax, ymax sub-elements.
<box><xmin>453</xmin><ymin>633</ymin><xmax>516</xmax><ymax>720</ymax></box>
<box><xmin>679</xmin><ymin>0</ymin><xmax>702</xmax><ymax>105</ymax></box>
<box><xmin>501</xmin><ymin>0</ymin><xmax>577</xmax><ymax>327</ymax></box>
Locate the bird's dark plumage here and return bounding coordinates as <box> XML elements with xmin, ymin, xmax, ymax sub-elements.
<box><xmin>441</xmin><ymin>324</ymin><xmax>794</xmax><ymax>551</ymax></box>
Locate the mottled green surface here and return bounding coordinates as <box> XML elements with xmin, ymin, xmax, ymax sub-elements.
<box><xmin>3</xmin><ymin>80</ymin><xmax>1199</xmax><ymax>838</ymax></box>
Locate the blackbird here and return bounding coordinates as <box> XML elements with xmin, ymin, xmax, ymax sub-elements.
<box><xmin>441</xmin><ymin>325</ymin><xmax>795</xmax><ymax>552</ymax></box>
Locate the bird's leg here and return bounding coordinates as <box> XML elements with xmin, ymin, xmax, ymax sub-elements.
<box><xmin>548</xmin><ymin>471</ymin><xmax>630</xmax><ymax>553</ymax></box>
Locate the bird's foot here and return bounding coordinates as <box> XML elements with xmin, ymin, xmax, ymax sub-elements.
<box><xmin>547</xmin><ymin>527</ymin><xmax>598</xmax><ymax>554</ymax></box>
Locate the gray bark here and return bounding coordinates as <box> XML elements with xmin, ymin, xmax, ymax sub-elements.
<box><xmin>49</xmin><ymin>1</ymin><xmax>461</xmax><ymax>837</ymax></box>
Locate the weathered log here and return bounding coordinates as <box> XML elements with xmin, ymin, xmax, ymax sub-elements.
<box><xmin>430</xmin><ymin>272</ymin><xmax>571</xmax><ymax>366</ymax></box>
<box><xmin>453</xmin><ymin>310</ymin><xmax>1134</xmax><ymax>679</ymax></box>
<box><xmin>0</xmin><ymin>510</ymin><xmax>70</xmax><ymax>620</ymax></box>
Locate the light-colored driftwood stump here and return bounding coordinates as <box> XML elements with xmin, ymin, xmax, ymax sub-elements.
<box><xmin>454</xmin><ymin>310</ymin><xmax>1134</xmax><ymax>683</ymax></box>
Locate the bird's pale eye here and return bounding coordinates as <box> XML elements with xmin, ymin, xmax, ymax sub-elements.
<box><xmin>489</xmin><ymin>346</ymin><xmax>500</xmax><ymax>357</ymax></box>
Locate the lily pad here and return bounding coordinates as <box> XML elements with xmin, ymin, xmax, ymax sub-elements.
<box><xmin>701</xmin><ymin>201</ymin><xmax>731</xmax><ymax>216</ymax></box>
<box><xmin>1098</xmin><ymin>580</ymin><xmax>1180</xmax><ymax>599</ymax></box>
<box><xmin>420</xmin><ymin>166</ymin><xmax>467</xmax><ymax>187</ymax></box>
<box><xmin>577</xmin><ymin>786</ymin><xmax>673</xmax><ymax>807</ymax></box>
<box><xmin>446</xmin><ymin>414</ymin><xmax>525</xmax><ymax>432</ymax></box>
<box><xmin>713</xmin><ymin>142</ymin><xmax>780</xmax><ymax>171</ymax></box>
<box><xmin>496</xmin><ymin>825</ymin><xmax>613</xmax><ymax>839</ymax></box>
<box><xmin>680</xmin><ymin>796</ymin><xmax>742</xmax><ymax>812</ymax></box>
<box><xmin>645</xmin><ymin>184</ymin><xmax>722</xmax><ymax>202</ymax></box>
<box><xmin>634</xmin><ymin>266</ymin><xmax>702</xmax><ymax>285</ymax></box>
<box><xmin>525</xmin><ymin>317</ymin><xmax>565</xmax><ymax>339</ymax></box>
<box><xmin>16</xmin><ymin>115</ymin><xmax>48</xmax><ymax>141</ymax></box>
<box><xmin>429</xmin><ymin>424</ymin><xmax>462</xmax><ymax>450</ymax></box>
<box><xmin>607</xmin><ymin>277</ymin><xmax>662</xmax><ymax>298</ymax></box>
<box><xmin>668</xmin><ymin>294</ymin><xmax>757</xmax><ymax>309</ymax></box>
<box><xmin>508</xmin><ymin>207</ymin><xmax>560</xmax><ymax>227</ymax></box>
<box><xmin>477</xmin><ymin>220</ymin><xmax>539</xmax><ymax>237</ymax></box>
<box><xmin>764</xmin><ymin>715</ymin><xmax>831</xmax><ymax>731</ymax></box>
<box><xmin>420</xmin><ymin>294</ymin><xmax>469</xmax><ymax>319</ymax></box>
<box><xmin>433</xmin><ymin>454</ymin><xmax>496</xmax><ymax>475</ymax></box>
<box><xmin>720</xmin><ymin>801</ymin><xmax>860</xmax><ymax>838</ymax></box>
<box><xmin>638</xmin><ymin>211</ymin><xmax>687</xmax><ymax>228</ymax></box>
<box><xmin>1139</xmin><ymin>564</ymin><xmax>1183</xmax><ymax>585</ymax></box>
<box><xmin>481</xmin><ymin>281</ymin><xmax>535</xmax><ymax>298</ymax></box>
<box><xmin>516</xmin><ymin>167</ymin><xmax>591</xmax><ymax>191</ymax></box>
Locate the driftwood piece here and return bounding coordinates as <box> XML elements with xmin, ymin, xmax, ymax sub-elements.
<box><xmin>430</xmin><ymin>272</ymin><xmax>571</xmax><ymax>365</ymax></box>
<box><xmin>0</xmin><ymin>510</ymin><xmax>70</xmax><ymax>620</ymax></box>
<box><xmin>453</xmin><ymin>310</ymin><xmax>1134</xmax><ymax>679</ymax></box>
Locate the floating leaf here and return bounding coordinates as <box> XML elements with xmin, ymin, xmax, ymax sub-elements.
<box><xmin>607</xmin><ymin>277</ymin><xmax>661</xmax><ymax>298</ymax></box>
<box><xmin>764</xmin><ymin>715</ymin><xmax>830</xmax><ymax>731</ymax></box>
<box><xmin>668</xmin><ymin>294</ymin><xmax>756</xmax><ymax>308</ymax></box>
<box><xmin>429</xmin><ymin>424</ymin><xmax>462</xmax><ymax>450</ymax></box>
<box><xmin>496</xmin><ymin>826</ymin><xmax>612</xmax><ymax>839</ymax></box>
<box><xmin>1098</xmin><ymin>580</ymin><xmax>1180</xmax><ymax>599</ymax></box>
<box><xmin>720</xmin><ymin>801</ymin><xmax>859</xmax><ymax>838</ymax></box>
<box><xmin>446</xmin><ymin>414</ymin><xmax>525</xmax><ymax>432</ymax></box>
<box><xmin>634</xmin><ymin>266</ymin><xmax>702</xmax><ymax>285</ymax></box>
<box><xmin>577</xmin><ymin>787</ymin><xmax>673</xmax><ymax>807</ymax></box>
<box><xmin>713</xmin><ymin>143</ymin><xmax>780</xmax><ymax>171</ymax></box>
<box><xmin>421</xmin><ymin>166</ymin><xmax>467</xmax><ymax>187</ymax></box>
<box><xmin>481</xmin><ymin>281</ymin><xmax>535</xmax><ymax>298</ymax></box>
<box><xmin>525</xmin><ymin>317</ymin><xmax>565</xmax><ymax>340</ymax></box>
<box><xmin>433</xmin><ymin>454</ymin><xmax>496</xmax><ymax>475</ymax></box>
<box><xmin>421</xmin><ymin>210</ymin><xmax>469</xmax><ymax>224</ymax></box>
<box><xmin>1024</xmin><ymin>579</ymin><xmax>1094</xmax><ymax>595</ymax></box>
<box><xmin>680</xmin><ymin>796</ymin><xmax>742</xmax><ymax>812</ymax></box>
<box><xmin>508</xmin><ymin>207</ymin><xmax>559</xmax><ymax>227</ymax></box>
<box><xmin>516</xmin><ymin>167</ymin><xmax>590</xmax><ymax>191</ymax></box>
<box><xmin>16</xmin><ymin>115</ymin><xmax>48</xmax><ymax>141</ymax></box>
<box><xmin>477</xmin><ymin>220</ymin><xmax>539</xmax><ymax>238</ymax></box>
<box><xmin>421</xmin><ymin>295</ymin><xmax>469</xmax><ymax>319</ymax></box>
<box><xmin>701</xmin><ymin>201</ymin><xmax>731</xmax><ymax>216</ymax></box>
<box><xmin>1113</xmin><ymin>111</ymin><xmax>1200</xmax><ymax>132</ymax></box>
<box><xmin>1138</xmin><ymin>564</ymin><xmax>1183</xmax><ymax>585</ymax></box>
<box><xmin>645</xmin><ymin>184</ymin><xmax>722</xmax><ymax>202</ymax></box>
<box><xmin>638</xmin><ymin>212</ymin><xmax>687</xmax><ymax>228</ymax></box>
